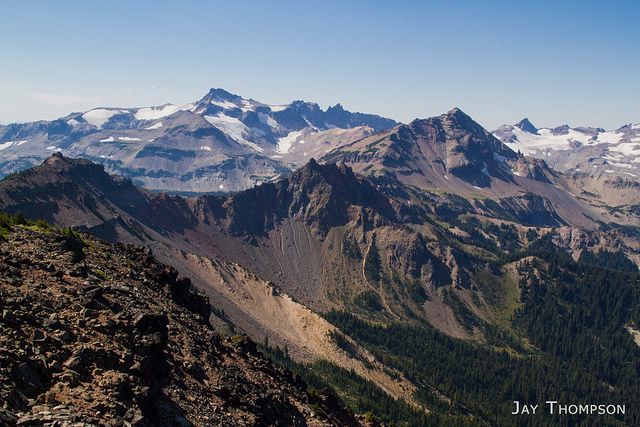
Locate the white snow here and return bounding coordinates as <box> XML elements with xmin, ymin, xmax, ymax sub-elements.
<box><xmin>503</xmin><ymin>127</ymin><xmax>616</xmax><ymax>156</ymax></box>
<box><xmin>609</xmin><ymin>142</ymin><xmax>640</xmax><ymax>156</ymax></box>
<box><xmin>301</xmin><ymin>115</ymin><xmax>317</xmax><ymax>130</ymax></box>
<box><xmin>200</xmin><ymin>146</ymin><xmax>212</xmax><ymax>151</ymax></box>
<box><xmin>118</xmin><ymin>137</ymin><xmax>141</xmax><ymax>142</ymax></box>
<box><xmin>134</xmin><ymin>104</ymin><xmax>193</xmax><ymax>121</ymax></box>
<box><xmin>276</xmin><ymin>130</ymin><xmax>303</xmax><ymax>153</ymax></box>
<box><xmin>268</xmin><ymin>105</ymin><xmax>288</xmax><ymax>113</ymax></box>
<box><xmin>481</xmin><ymin>162</ymin><xmax>490</xmax><ymax>176</ymax></box>
<box><xmin>595</xmin><ymin>131</ymin><xmax>624</xmax><ymax>145</ymax></box>
<box><xmin>145</xmin><ymin>122</ymin><xmax>163</xmax><ymax>130</ymax></box>
<box><xmin>513</xmin><ymin>171</ymin><xmax>521</xmax><ymax>176</ymax></box>
<box><xmin>258</xmin><ymin>113</ymin><xmax>278</xmax><ymax>128</ymax></box>
<box><xmin>46</xmin><ymin>146</ymin><xmax>57</xmax><ymax>150</ymax></box>
<box><xmin>444</xmin><ymin>175</ymin><xmax>449</xmax><ymax>180</ymax></box>
<box><xmin>67</xmin><ymin>119</ymin><xmax>80</xmax><ymax>127</ymax></box>
<box><xmin>100</xmin><ymin>137</ymin><xmax>115</xmax><ymax>143</ymax></box>
<box><xmin>218</xmin><ymin>184</ymin><xmax>224</xmax><ymax>189</ymax></box>
<box><xmin>609</xmin><ymin>162</ymin><xmax>633</xmax><ymax>168</ymax></box>
<box><xmin>209</xmin><ymin>97</ymin><xmax>238</xmax><ymax>110</ymax></box>
<box><xmin>493</xmin><ymin>153</ymin><xmax>507</xmax><ymax>163</ymax></box>
<box><xmin>83</xmin><ymin>109</ymin><xmax>125</xmax><ymax>128</ymax></box>
<box><xmin>271</xmin><ymin>155</ymin><xmax>283</xmax><ymax>159</ymax></box>
<box><xmin>204</xmin><ymin>113</ymin><xmax>264</xmax><ymax>152</ymax></box>
<box><xmin>0</xmin><ymin>140</ymin><xmax>28</xmax><ymax>151</ymax></box>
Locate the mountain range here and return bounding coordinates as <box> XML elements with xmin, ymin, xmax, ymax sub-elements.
<box><xmin>493</xmin><ymin>117</ymin><xmax>640</xmax><ymax>180</ymax></box>
<box><xmin>1</xmin><ymin>90</ymin><xmax>640</xmax><ymax>425</ymax></box>
<box><xmin>0</xmin><ymin>89</ymin><xmax>397</xmax><ymax>193</ymax></box>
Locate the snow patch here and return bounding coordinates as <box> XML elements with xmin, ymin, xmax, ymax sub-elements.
<box><xmin>200</xmin><ymin>146</ymin><xmax>212</xmax><ymax>151</ymax></box>
<box><xmin>100</xmin><ymin>137</ymin><xmax>115</xmax><ymax>142</ymax></box>
<box><xmin>481</xmin><ymin>162</ymin><xmax>490</xmax><ymax>176</ymax></box>
<box><xmin>258</xmin><ymin>112</ymin><xmax>278</xmax><ymax>128</ymax></box>
<box><xmin>118</xmin><ymin>137</ymin><xmax>141</xmax><ymax>142</ymax></box>
<box><xmin>277</xmin><ymin>130</ymin><xmax>303</xmax><ymax>153</ymax></box>
<box><xmin>609</xmin><ymin>142</ymin><xmax>640</xmax><ymax>156</ymax></box>
<box><xmin>83</xmin><ymin>109</ymin><xmax>125</xmax><ymax>128</ymax></box>
<box><xmin>268</xmin><ymin>105</ymin><xmax>287</xmax><ymax>112</ymax></box>
<box><xmin>0</xmin><ymin>140</ymin><xmax>28</xmax><ymax>151</ymax></box>
<box><xmin>204</xmin><ymin>113</ymin><xmax>264</xmax><ymax>152</ymax></box>
<box><xmin>493</xmin><ymin>153</ymin><xmax>506</xmax><ymax>163</ymax></box>
<box><xmin>135</xmin><ymin>104</ymin><xmax>193</xmax><ymax>121</ymax></box>
<box><xmin>218</xmin><ymin>184</ymin><xmax>224</xmax><ymax>190</ymax></box>
<box><xmin>145</xmin><ymin>122</ymin><xmax>163</xmax><ymax>130</ymax></box>
<box><xmin>324</xmin><ymin>122</ymin><xmax>337</xmax><ymax>130</ymax></box>
<box><xmin>503</xmin><ymin>127</ymin><xmax>621</xmax><ymax>157</ymax></box>
<box><xmin>210</xmin><ymin>97</ymin><xmax>238</xmax><ymax>110</ymax></box>
<box><xmin>46</xmin><ymin>146</ymin><xmax>57</xmax><ymax>150</ymax></box>
<box><xmin>596</xmin><ymin>131</ymin><xmax>623</xmax><ymax>145</ymax></box>
<box><xmin>67</xmin><ymin>119</ymin><xmax>80</xmax><ymax>127</ymax></box>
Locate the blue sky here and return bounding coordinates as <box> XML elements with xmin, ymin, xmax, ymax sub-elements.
<box><xmin>1</xmin><ymin>0</ymin><xmax>638</xmax><ymax>130</ymax></box>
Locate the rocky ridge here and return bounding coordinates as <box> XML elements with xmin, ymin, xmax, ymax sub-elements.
<box><xmin>0</xmin><ymin>224</ymin><xmax>378</xmax><ymax>426</ymax></box>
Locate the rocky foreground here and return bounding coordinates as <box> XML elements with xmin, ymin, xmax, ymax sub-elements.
<box><xmin>0</xmin><ymin>224</ymin><xmax>379</xmax><ymax>426</ymax></box>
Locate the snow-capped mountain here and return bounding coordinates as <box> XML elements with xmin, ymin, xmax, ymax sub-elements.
<box><xmin>0</xmin><ymin>89</ymin><xmax>397</xmax><ymax>193</ymax></box>
<box><xmin>493</xmin><ymin>119</ymin><xmax>640</xmax><ymax>180</ymax></box>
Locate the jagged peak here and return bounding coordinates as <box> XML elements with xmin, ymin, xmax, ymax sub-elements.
<box><xmin>515</xmin><ymin>118</ymin><xmax>539</xmax><ymax>135</ymax></box>
<box><xmin>206</xmin><ymin>88</ymin><xmax>240</xmax><ymax>100</ymax></box>
<box><xmin>327</xmin><ymin>103</ymin><xmax>345</xmax><ymax>112</ymax></box>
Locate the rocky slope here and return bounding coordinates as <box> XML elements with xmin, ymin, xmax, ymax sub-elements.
<box><xmin>0</xmin><ymin>89</ymin><xmax>398</xmax><ymax>193</ymax></box>
<box><xmin>0</xmin><ymin>223</ymin><xmax>380</xmax><ymax>426</ymax></box>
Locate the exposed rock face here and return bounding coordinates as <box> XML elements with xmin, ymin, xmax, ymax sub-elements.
<box><xmin>514</xmin><ymin>118</ymin><xmax>538</xmax><ymax>135</ymax></box>
<box><xmin>512</xmin><ymin>156</ymin><xmax>553</xmax><ymax>183</ymax></box>
<box><xmin>419</xmin><ymin>108</ymin><xmax>516</xmax><ymax>182</ymax></box>
<box><xmin>0</xmin><ymin>225</ymin><xmax>375</xmax><ymax>426</ymax></box>
<box><xmin>322</xmin><ymin>107</ymin><xmax>520</xmax><ymax>189</ymax></box>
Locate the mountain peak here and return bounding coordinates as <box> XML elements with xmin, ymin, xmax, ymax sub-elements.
<box><xmin>205</xmin><ymin>88</ymin><xmax>239</xmax><ymax>100</ymax></box>
<box><xmin>515</xmin><ymin>118</ymin><xmax>539</xmax><ymax>134</ymax></box>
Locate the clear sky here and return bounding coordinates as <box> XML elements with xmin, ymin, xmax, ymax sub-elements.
<box><xmin>1</xmin><ymin>0</ymin><xmax>638</xmax><ymax>130</ymax></box>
